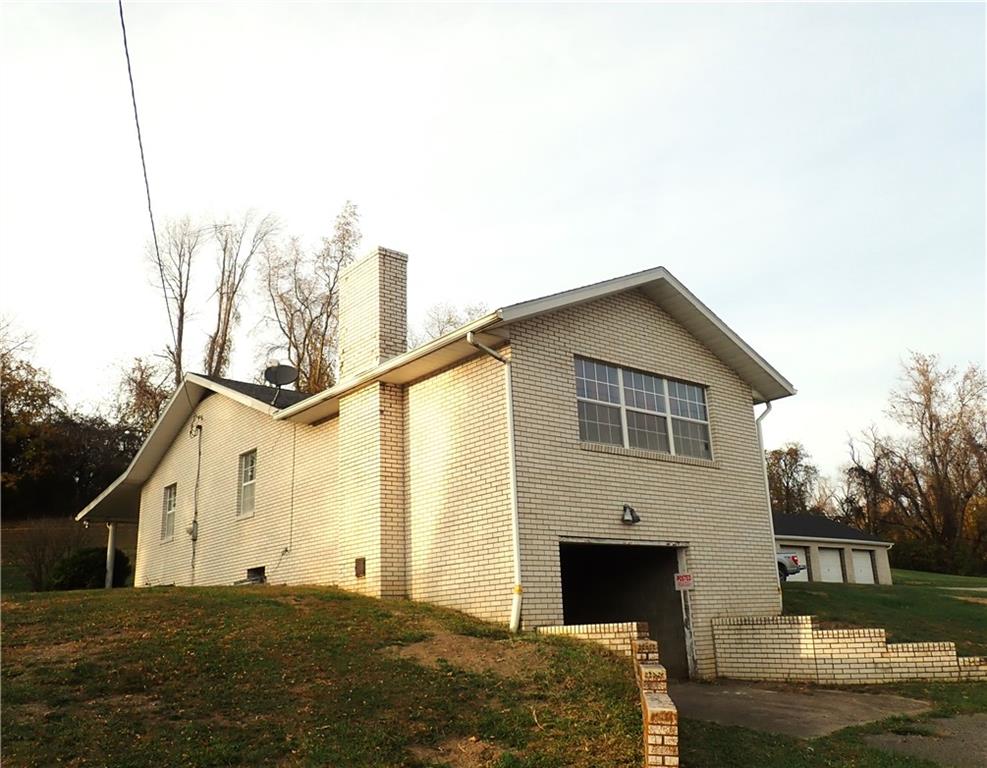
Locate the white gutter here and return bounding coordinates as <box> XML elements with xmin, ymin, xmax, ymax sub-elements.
<box><xmin>466</xmin><ymin>331</ymin><xmax>523</xmax><ymax>633</ymax></box>
<box><xmin>775</xmin><ymin>534</ymin><xmax>894</xmax><ymax>548</ymax></box>
<box><xmin>275</xmin><ymin>311</ymin><xmax>504</xmax><ymax>421</ymax></box>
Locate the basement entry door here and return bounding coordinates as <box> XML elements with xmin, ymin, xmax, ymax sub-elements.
<box><xmin>558</xmin><ymin>542</ymin><xmax>689</xmax><ymax>679</ymax></box>
<box><xmin>818</xmin><ymin>548</ymin><xmax>845</xmax><ymax>583</ymax></box>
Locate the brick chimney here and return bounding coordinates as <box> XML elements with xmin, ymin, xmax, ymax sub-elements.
<box><xmin>338</xmin><ymin>247</ymin><xmax>408</xmax><ymax>380</ymax></box>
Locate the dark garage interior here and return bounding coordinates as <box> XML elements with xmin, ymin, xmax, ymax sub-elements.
<box><xmin>559</xmin><ymin>542</ymin><xmax>689</xmax><ymax>679</ymax></box>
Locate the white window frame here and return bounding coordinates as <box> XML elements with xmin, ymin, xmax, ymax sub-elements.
<box><xmin>161</xmin><ymin>483</ymin><xmax>176</xmax><ymax>541</ymax></box>
<box><xmin>237</xmin><ymin>449</ymin><xmax>257</xmax><ymax>519</ymax></box>
<box><xmin>575</xmin><ymin>357</ymin><xmax>713</xmax><ymax>460</ymax></box>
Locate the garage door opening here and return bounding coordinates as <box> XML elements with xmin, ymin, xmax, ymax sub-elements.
<box><xmin>852</xmin><ymin>550</ymin><xmax>876</xmax><ymax>584</ymax></box>
<box><xmin>559</xmin><ymin>542</ymin><xmax>689</xmax><ymax>679</ymax></box>
<box><xmin>818</xmin><ymin>548</ymin><xmax>845</xmax><ymax>583</ymax></box>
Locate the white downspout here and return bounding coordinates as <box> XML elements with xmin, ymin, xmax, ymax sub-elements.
<box><xmin>467</xmin><ymin>332</ymin><xmax>523</xmax><ymax>632</ymax></box>
<box><xmin>755</xmin><ymin>400</ymin><xmax>782</xmax><ymax>611</ymax></box>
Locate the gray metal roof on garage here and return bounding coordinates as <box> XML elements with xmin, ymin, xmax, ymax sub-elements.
<box><xmin>773</xmin><ymin>513</ymin><xmax>890</xmax><ymax>545</ymax></box>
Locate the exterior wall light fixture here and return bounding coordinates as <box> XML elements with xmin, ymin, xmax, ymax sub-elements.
<box><xmin>622</xmin><ymin>504</ymin><xmax>640</xmax><ymax>524</ymax></box>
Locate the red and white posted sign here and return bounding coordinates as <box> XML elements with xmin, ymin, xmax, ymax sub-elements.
<box><xmin>674</xmin><ymin>572</ymin><xmax>694</xmax><ymax>591</ymax></box>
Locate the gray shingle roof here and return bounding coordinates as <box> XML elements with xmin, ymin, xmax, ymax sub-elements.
<box><xmin>773</xmin><ymin>513</ymin><xmax>889</xmax><ymax>544</ymax></box>
<box><xmin>198</xmin><ymin>375</ymin><xmax>312</xmax><ymax>410</ymax></box>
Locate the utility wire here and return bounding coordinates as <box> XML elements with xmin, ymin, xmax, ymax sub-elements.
<box><xmin>118</xmin><ymin>0</ymin><xmax>197</xmax><ymax>420</ymax></box>
<box><xmin>117</xmin><ymin>0</ymin><xmax>176</xmax><ymax>353</ymax></box>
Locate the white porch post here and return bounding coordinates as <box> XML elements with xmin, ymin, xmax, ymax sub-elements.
<box><xmin>105</xmin><ymin>522</ymin><xmax>117</xmax><ymax>589</ymax></box>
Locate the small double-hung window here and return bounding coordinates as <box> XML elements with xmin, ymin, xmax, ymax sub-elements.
<box><xmin>237</xmin><ymin>449</ymin><xmax>257</xmax><ymax>518</ymax></box>
<box><xmin>575</xmin><ymin>357</ymin><xmax>712</xmax><ymax>460</ymax></box>
<box><xmin>161</xmin><ymin>483</ymin><xmax>177</xmax><ymax>540</ymax></box>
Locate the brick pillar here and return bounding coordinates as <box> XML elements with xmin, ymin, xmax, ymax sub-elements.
<box><xmin>338</xmin><ymin>247</ymin><xmax>408</xmax><ymax>380</ymax></box>
<box><xmin>807</xmin><ymin>544</ymin><xmax>822</xmax><ymax>583</ymax></box>
<box><xmin>336</xmin><ymin>382</ymin><xmax>406</xmax><ymax>598</ymax></box>
<box><xmin>842</xmin><ymin>546</ymin><xmax>857</xmax><ymax>583</ymax></box>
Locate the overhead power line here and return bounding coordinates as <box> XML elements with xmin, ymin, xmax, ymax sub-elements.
<box><xmin>117</xmin><ymin>0</ymin><xmax>177</xmax><ymax>357</ymax></box>
<box><xmin>117</xmin><ymin>1</ymin><xmax>197</xmax><ymax>421</ymax></box>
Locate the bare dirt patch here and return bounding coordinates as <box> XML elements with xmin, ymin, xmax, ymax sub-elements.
<box><xmin>7</xmin><ymin>702</ymin><xmax>53</xmax><ymax>723</ymax></box>
<box><xmin>272</xmin><ymin>595</ymin><xmax>317</xmax><ymax>612</ymax></box>
<box><xmin>408</xmin><ymin>736</ymin><xmax>504</xmax><ymax>767</ymax></box>
<box><xmin>951</xmin><ymin>596</ymin><xmax>987</xmax><ymax>607</ymax></box>
<box><xmin>386</xmin><ymin>632</ymin><xmax>547</xmax><ymax>678</ymax></box>
<box><xmin>15</xmin><ymin>640</ymin><xmax>89</xmax><ymax>664</ymax></box>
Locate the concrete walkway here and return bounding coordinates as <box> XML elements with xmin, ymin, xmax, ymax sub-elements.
<box><xmin>864</xmin><ymin>714</ymin><xmax>987</xmax><ymax>768</ymax></box>
<box><xmin>669</xmin><ymin>681</ymin><xmax>930</xmax><ymax>738</ymax></box>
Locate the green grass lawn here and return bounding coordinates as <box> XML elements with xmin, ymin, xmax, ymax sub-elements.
<box><xmin>782</xmin><ymin>569</ymin><xmax>987</xmax><ymax>657</ymax></box>
<box><xmin>2</xmin><ymin>586</ymin><xmax>644</xmax><ymax>768</ymax></box>
<box><xmin>890</xmin><ymin>569</ymin><xmax>987</xmax><ymax>588</ymax></box>
<box><xmin>3</xmin><ymin>583</ymin><xmax>985</xmax><ymax>768</ymax></box>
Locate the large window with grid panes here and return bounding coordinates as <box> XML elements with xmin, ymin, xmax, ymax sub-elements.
<box><xmin>574</xmin><ymin>357</ymin><xmax>713</xmax><ymax>460</ymax></box>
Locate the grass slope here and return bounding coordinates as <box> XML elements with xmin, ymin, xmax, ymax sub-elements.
<box><xmin>2</xmin><ymin>586</ymin><xmax>643</xmax><ymax>768</ymax></box>
<box><xmin>782</xmin><ymin>570</ymin><xmax>987</xmax><ymax>657</ymax></box>
<box><xmin>3</xmin><ymin>583</ymin><xmax>985</xmax><ymax>768</ymax></box>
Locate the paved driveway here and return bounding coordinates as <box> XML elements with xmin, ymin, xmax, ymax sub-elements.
<box><xmin>669</xmin><ymin>681</ymin><xmax>930</xmax><ymax>738</ymax></box>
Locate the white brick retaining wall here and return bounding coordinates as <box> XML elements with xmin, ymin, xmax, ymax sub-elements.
<box><xmin>712</xmin><ymin>615</ymin><xmax>987</xmax><ymax>684</ymax></box>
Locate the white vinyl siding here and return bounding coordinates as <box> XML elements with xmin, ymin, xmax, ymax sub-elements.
<box><xmin>574</xmin><ymin>357</ymin><xmax>712</xmax><ymax>459</ymax></box>
<box><xmin>161</xmin><ymin>483</ymin><xmax>176</xmax><ymax>540</ymax></box>
<box><xmin>852</xmin><ymin>550</ymin><xmax>876</xmax><ymax>584</ymax></box>
<box><xmin>237</xmin><ymin>450</ymin><xmax>257</xmax><ymax>518</ymax></box>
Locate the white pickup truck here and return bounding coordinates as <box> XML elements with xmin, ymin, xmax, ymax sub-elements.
<box><xmin>777</xmin><ymin>552</ymin><xmax>807</xmax><ymax>581</ymax></box>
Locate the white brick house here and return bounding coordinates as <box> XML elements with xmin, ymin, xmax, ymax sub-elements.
<box><xmin>79</xmin><ymin>247</ymin><xmax>795</xmax><ymax>679</ymax></box>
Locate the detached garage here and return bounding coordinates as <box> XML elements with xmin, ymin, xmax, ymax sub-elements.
<box><xmin>773</xmin><ymin>513</ymin><xmax>893</xmax><ymax>585</ymax></box>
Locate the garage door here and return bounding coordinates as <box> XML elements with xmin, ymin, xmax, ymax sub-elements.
<box><xmin>852</xmin><ymin>550</ymin><xmax>876</xmax><ymax>584</ymax></box>
<box><xmin>818</xmin><ymin>548</ymin><xmax>844</xmax><ymax>583</ymax></box>
<box><xmin>778</xmin><ymin>546</ymin><xmax>809</xmax><ymax>582</ymax></box>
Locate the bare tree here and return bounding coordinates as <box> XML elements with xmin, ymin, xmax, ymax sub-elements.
<box><xmin>409</xmin><ymin>301</ymin><xmax>489</xmax><ymax>348</ymax></box>
<box><xmin>837</xmin><ymin>430</ymin><xmax>894</xmax><ymax>536</ymax></box>
<box><xmin>203</xmin><ymin>212</ymin><xmax>278</xmax><ymax>378</ymax></box>
<box><xmin>0</xmin><ymin>315</ymin><xmax>33</xmax><ymax>364</ymax></box>
<box><xmin>149</xmin><ymin>217</ymin><xmax>204</xmax><ymax>387</ymax></box>
<box><xmin>262</xmin><ymin>202</ymin><xmax>360</xmax><ymax>394</ymax></box>
<box><xmin>878</xmin><ymin>353</ymin><xmax>987</xmax><ymax>566</ymax></box>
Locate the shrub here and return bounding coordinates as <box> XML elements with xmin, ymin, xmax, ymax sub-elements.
<box><xmin>49</xmin><ymin>548</ymin><xmax>131</xmax><ymax>590</ymax></box>
<box><xmin>10</xmin><ymin>517</ymin><xmax>87</xmax><ymax>591</ymax></box>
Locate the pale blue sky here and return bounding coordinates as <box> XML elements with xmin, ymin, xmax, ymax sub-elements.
<box><xmin>1</xmin><ymin>2</ymin><xmax>983</xmax><ymax>477</ymax></box>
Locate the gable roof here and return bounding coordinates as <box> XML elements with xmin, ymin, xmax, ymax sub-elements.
<box><xmin>276</xmin><ymin>266</ymin><xmax>796</xmax><ymax>424</ymax></box>
<box><xmin>75</xmin><ymin>373</ymin><xmax>312</xmax><ymax>523</ymax></box>
<box><xmin>78</xmin><ymin>265</ymin><xmax>796</xmax><ymax>521</ymax></box>
<box><xmin>772</xmin><ymin>513</ymin><xmax>890</xmax><ymax>545</ymax></box>
<box><xmin>199</xmin><ymin>375</ymin><xmax>311</xmax><ymax>409</ymax></box>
